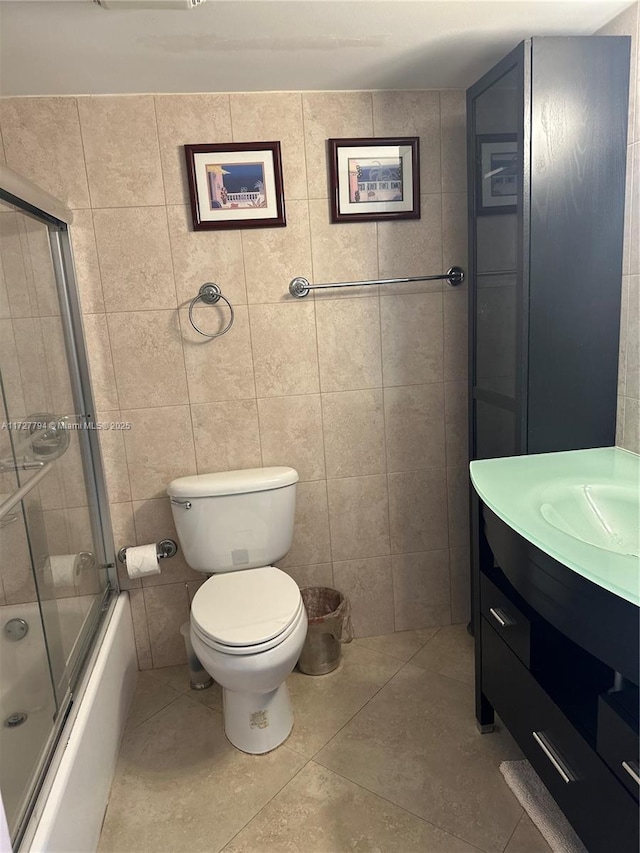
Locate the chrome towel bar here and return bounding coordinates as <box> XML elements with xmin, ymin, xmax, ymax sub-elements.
<box><xmin>289</xmin><ymin>266</ymin><xmax>464</xmax><ymax>298</ymax></box>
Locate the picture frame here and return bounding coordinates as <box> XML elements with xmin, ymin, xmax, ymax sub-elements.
<box><xmin>476</xmin><ymin>133</ymin><xmax>518</xmax><ymax>214</ymax></box>
<box><xmin>184</xmin><ymin>141</ymin><xmax>286</xmax><ymax>231</ymax></box>
<box><xmin>328</xmin><ymin>137</ymin><xmax>420</xmax><ymax>223</ymax></box>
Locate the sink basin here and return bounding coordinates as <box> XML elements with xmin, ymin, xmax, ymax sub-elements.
<box><xmin>540</xmin><ymin>483</ymin><xmax>639</xmax><ymax>557</ymax></box>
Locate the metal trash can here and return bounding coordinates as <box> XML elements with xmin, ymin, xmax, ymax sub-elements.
<box><xmin>298</xmin><ymin>587</ymin><xmax>354</xmax><ymax>675</ymax></box>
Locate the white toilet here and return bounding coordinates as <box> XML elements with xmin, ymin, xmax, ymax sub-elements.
<box><xmin>167</xmin><ymin>467</ymin><xmax>307</xmax><ymax>754</ymax></box>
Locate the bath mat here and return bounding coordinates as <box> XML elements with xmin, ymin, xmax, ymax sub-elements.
<box><xmin>500</xmin><ymin>759</ymin><xmax>588</xmax><ymax>853</ymax></box>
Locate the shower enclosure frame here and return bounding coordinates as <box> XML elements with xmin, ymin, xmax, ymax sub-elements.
<box><xmin>0</xmin><ymin>165</ymin><xmax>119</xmax><ymax>848</ymax></box>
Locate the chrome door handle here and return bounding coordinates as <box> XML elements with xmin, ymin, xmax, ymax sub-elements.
<box><xmin>170</xmin><ymin>498</ymin><xmax>191</xmax><ymax>510</ymax></box>
<box><xmin>489</xmin><ymin>607</ymin><xmax>513</xmax><ymax>628</ymax></box>
<box><xmin>622</xmin><ymin>761</ymin><xmax>640</xmax><ymax>786</ymax></box>
<box><xmin>532</xmin><ymin>731</ymin><xmax>576</xmax><ymax>784</ymax></box>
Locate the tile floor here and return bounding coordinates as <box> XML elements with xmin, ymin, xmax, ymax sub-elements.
<box><xmin>99</xmin><ymin>624</ymin><xmax>552</xmax><ymax>853</ymax></box>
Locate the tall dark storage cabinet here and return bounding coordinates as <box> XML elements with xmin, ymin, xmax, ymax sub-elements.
<box><xmin>467</xmin><ymin>36</ymin><xmax>630</xmax><ymax>462</ymax></box>
<box><xmin>467</xmin><ymin>37</ymin><xmax>634</xmax><ymax>853</ymax></box>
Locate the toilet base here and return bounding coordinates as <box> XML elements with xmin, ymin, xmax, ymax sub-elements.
<box><xmin>222</xmin><ymin>682</ymin><xmax>294</xmax><ymax>754</ymax></box>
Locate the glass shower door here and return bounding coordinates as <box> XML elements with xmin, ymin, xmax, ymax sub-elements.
<box><xmin>0</xmin><ymin>197</ymin><xmax>112</xmax><ymax>844</ymax></box>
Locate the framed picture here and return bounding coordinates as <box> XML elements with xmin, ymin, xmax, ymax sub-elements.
<box><xmin>476</xmin><ymin>134</ymin><xmax>518</xmax><ymax>214</ymax></box>
<box><xmin>328</xmin><ymin>137</ymin><xmax>420</xmax><ymax>223</ymax></box>
<box><xmin>184</xmin><ymin>141</ymin><xmax>286</xmax><ymax>230</ymax></box>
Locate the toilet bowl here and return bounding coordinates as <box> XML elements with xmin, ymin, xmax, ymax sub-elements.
<box><xmin>167</xmin><ymin>467</ymin><xmax>305</xmax><ymax>754</ymax></box>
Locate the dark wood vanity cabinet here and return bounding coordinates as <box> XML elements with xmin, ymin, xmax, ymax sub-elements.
<box><xmin>467</xmin><ymin>36</ymin><xmax>638</xmax><ymax>852</ymax></box>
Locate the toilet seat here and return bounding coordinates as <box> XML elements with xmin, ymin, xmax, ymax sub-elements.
<box><xmin>190</xmin><ymin>566</ymin><xmax>303</xmax><ymax>655</ymax></box>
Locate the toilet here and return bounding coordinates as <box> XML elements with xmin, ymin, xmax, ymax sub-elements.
<box><xmin>167</xmin><ymin>467</ymin><xmax>307</xmax><ymax>754</ymax></box>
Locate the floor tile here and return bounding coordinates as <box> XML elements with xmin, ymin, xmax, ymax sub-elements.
<box><xmin>287</xmin><ymin>643</ymin><xmax>403</xmax><ymax>757</ymax></box>
<box><xmin>223</xmin><ymin>761</ymin><xmax>479</xmax><ymax>853</ymax></box>
<box><xmin>504</xmin><ymin>813</ymin><xmax>552</xmax><ymax>852</ymax></box>
<box><xmin>125</xmin><ymin>671</ymin><xmax>182</xmax><ymax>731</ymax></box>
<box><xmin>354</xmin><ymin>627</ymin><xmax>441</xmax><ymax>661</ymax></box>
<box><xmin>315</xmin><ymin>663</ymin><xmax>523</xmax><ymax>853</ymax></box>
<box><xmin>150</xmin><ymin>663</ymin><xmax>223</xmax><ymax>711</ymax></box>
<box><xmin>99</xmin><ymin>695</ymin><xmax>305</xmax><ymax>853</ymax></box>
<box><xmin>411</xmin><ymin>622</ymin><xmax>475</xmax><ymax>685</ymax></box>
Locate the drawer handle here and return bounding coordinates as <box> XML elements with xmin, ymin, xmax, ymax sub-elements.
<box><xmin>489</xmin><ymin>607</ymin><xmax>513</xmax><ymax>628</ymax></box>
<box><xmin>532</xmin><ymin>731</ymin><xmax>576</xmax><ymax>784</ymax></box>
<box><xmin>622</xmin><ymin>761</ymin><xmax>640</xmax><ymax>786</ymax></box>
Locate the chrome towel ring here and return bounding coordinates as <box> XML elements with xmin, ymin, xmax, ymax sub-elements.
<box><xmin>188</xmin><ymin>283</ymin><xmax>234</xmax><ymax>339</ymax></box>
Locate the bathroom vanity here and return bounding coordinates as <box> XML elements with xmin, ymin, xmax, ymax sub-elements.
<box><xmin>471</xmin><ymin>448</ymin><xmax>639</xmax><ymax>852</ymax></box>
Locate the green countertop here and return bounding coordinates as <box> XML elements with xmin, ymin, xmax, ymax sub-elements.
<box><xmin>470</xmin><ymin>447</ymin><xmax>640</xmax><ymax>607</ymax></box>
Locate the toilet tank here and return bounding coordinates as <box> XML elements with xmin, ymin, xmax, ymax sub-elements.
<box><xmin>167</xmin><ymin>467</ymin><xmax>298</xmax><ymax>573</ymax></box>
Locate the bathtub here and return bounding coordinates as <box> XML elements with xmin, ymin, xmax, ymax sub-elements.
<box><xmin>16</xmin><ymin>593</ymin><xmax>137</xmax><ymax>853</ymax></box>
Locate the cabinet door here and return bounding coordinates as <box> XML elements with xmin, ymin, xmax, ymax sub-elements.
<box><xmin>468</xmin><ymin>45</ymin><xmax>526</xmax><ymax>460</ymax></box>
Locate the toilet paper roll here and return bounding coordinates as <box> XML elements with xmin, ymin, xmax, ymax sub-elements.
<box><xmin>47</xmin><ymin>554</ymin><xmax>80</xmax><ymax>586</ymax></box>
<box><xmin>125</xmin><ymin>543</ymin><xmax>161</xmax><ymax>580</ymax></box>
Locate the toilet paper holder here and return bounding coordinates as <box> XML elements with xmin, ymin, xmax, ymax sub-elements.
<box><xmin>117</xmin><ymin>539</ymin><xmax>178</xmax><ymax>565</ymax></box>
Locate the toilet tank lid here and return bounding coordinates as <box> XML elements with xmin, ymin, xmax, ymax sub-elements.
<box><xmin>167</xmin><ymin>467</ymin><xmax>299</xmax><ymax>498</ymax></box>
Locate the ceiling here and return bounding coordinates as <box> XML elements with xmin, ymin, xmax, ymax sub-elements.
<box><xmin>0</xmin><ymin>0</ymin><xmax>633</xmax><ymax>96</ymax></box>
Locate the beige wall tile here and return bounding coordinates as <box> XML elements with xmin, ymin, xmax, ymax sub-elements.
<box><xmin>381</xmin><ymin>292</ymin><xmax>444</xmax><ymax>386</ymax></box>
<box><xmin>440</xmin><ymin>91</ymin><xmax>467</xmax><ymax>193</ymax></box>
<box><xmin>316</xmin><ymin>296</ymin><xmax>382</xmax><ymax>392</ymax></box>
<box><xmin>333</xmin><ymin>556</ymin><xmax>394</xmax><ymax>637</ymax></box>
<box><xmin>83</xmin><ymin>313</ymin><xmax>119</xmax><ymax>411</ymax></box>
<box><xmin>279</xmin><ymin>480</ymin><xmax>332</xmax><ymax>568</ymax></box>
<box><xmin>384</xmin><ymin>384</ymin><xmax>445</xmax><ymax>473</ymax></box>
<box><xmin>0</xmin><ymin>212</ymin><xmax>32</xmax><ymax>318</ymax></box>
<box><xmin>180</xmin><ymin>305</ymin><xmax>255</xmax><ymax>403</ymax></box>
<box><xmin>1</xmin><ymin>512</ymin><xmax>37</xmax><ymax>604</ymax></box>
<box><xmin>129</xmin><ymin>588</ymin><xmax>153</xmax><ymax>670</ymax></box>
<box><xmin>447</xmin><ymin>466</ymin><xmax>470</xmax><ymax>551</ymax></box>
<box><xmin>444</xmin><ymin>288</ymin><xmax>468</xmax><ymax>382</ymax></box>
<box><xmin>249</xmin><ymin>302</ymin><xmax>319</xmax><ymax>397</ymax></box>
<box><xmin>378</xmin><ymin>194</ymin><xmax>442</xmax><ymax>287</ymax></box>
<box><xmin>444</xmin><ymin>381</ymin><xmax>468</xmax><ymax>468</ymax></box>
<box><xmin>392</xmin><ymin>550</ymin><xmax>451</xmax><ymax>631</ymax></box>
<box><xmin>322</xmin><ymin>389</ymin><xmax>385</xmax><ymax>478</ymax></box>
<box><xmin>596</xmin><ymin>3</ymin><xmax>638</xmax><ymax>143</ymax></box>
<box><xmin>327</xmin><ymin>475</ymin><xmax>390</xmax><ymax>562</ymax></box>
<box><xmin>623</xmin><ymin>395</ymin><xmax>640</xmax><ymax>452</ymax></box>
<box><xmin>619</xmin><ymin>276</ymin><xmax>629</xmax><ymax>395</ymax></box>
<box><xmin>0</xmin><ymin>97</ymin><xmax>90</xmax><ymax>208</ymax></box>
<box><xmin>108</xmin><ymin>310</ymin><xmax>188</xmax><ymax>410</ymax></box>
<box><xmin>630</xmin><ymin>141</ymin><xmax>639</xmax><ymax>276</ymax></box>
<box><xmin>388</xmin><ymin>469</ymin><xmax>449</xmax><ymax>554</ymax></box>
<box><xmin>257</xmin><ymin>394</ymin><xmax>325</xmax><ymax>481</ymax></box>
<box><xmin>98</xmin><ymin>410</ymin><xmax>132</xmax><ymax>504</ymax></box>
<box><xmin>231</xmin><ymin>93</ymin><xmax>307</xmax><ymax>200</ymax></box>
<box><xmin>282</xmin><ymin>562</ymin><xmax>333</xmax><ymax>589</ymax></box>
<box><xmin>242</xmin><ymin>200</ymin><xmax>312</xmax><ymax>304</ymax></box>
<box><xmin>0</xmin><ymin>319</ymin><xmax>25</xmax><ymax>416</ymax></box>
<box><xmin>40</xmin><ymin>316</ymin><xmax>73</xmax><ymax>412</ymax></box>
<box><xmin>155</xmin><ymin>94</ymin><xmax>232</xmax><ymax>205</ymax></box>
<box><xmin>166</xmin><ymin>204</ymin><xmax>247</xmax><ymax>306</ymax></box>
<box><xmin>309</xmin><ymin>198</ymin><xmax>378</xmax><ymax>288</ymax></box>
<box><xmin>13</xmin><ymin>318</ymin><xmax>53</xmax><ymax>414</ymax></box>
<box><xmin>110</xmin><ymin>502</ymin><xmax>139</xmax><ymax>590</ymax></box>
<box><xmin>23</xmin><ymin>219</ymin><xmax>59</xmax><ymax>318</ymax></box>
<box><xmin>77</xmin><ymin>96</ymin><xmax>164</xmax><ymax>208</ymax></box>
<box><xmin>93</xmin><ymin>207</ymin><xmax>176</xmax><ymax>312</ymax></box>
<box><xmin>617</xmin><ymin>395</ymin><xmax>626</xmax><ymax>446</ymax></box>
<box><xmin>132</xmin><ymin>497</ymin><xmax>202</xmax><ymax>586</ymax></box>
<box><xmin>372</xmin><ymin>91</ymin><xmax>441</xmax><ymax>194</ymax></box>
<box><xmin>450</xmin><ymin>547</ymin><xmax>471</xmax><ymax>625</ymax></box>
<box><xmin>144</xmin><ymin>582</ymin><xmax>190</xmax><ymax>668</ymax></box>
<box><xmin>442</xmin><ymin>193</ymin><xmax>468</xmax><ymax>276</ymax></box>
<box><xmin>122</xmin><ymin>405</ymin><xmax>196</xmax><ymax>501</ymax></box>
<box><xmin>302</xmin><ymin>93</ymin><xmax>373</xmax><ymax>198</ymax></box>
<box><xmin>70</xmin><ymin>209</ymin><xmax>105</xmax><ymax>314</ymax></box>
<box><xmin>191</xmin><ymin>400</ymin><xmax>261</xmax><ymax>474</ymax></box>
<box><xmin>626</xmin><ymin>275</ymin><xmax>639</xmax><ymax>398</ymax></box>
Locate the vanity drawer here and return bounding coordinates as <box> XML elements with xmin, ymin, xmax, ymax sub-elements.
<box><xmin>481</xmin><ymin>618</ymin><xmax>639</xmax><ymax>853</ymax></box>
<box><xmin>480</xmin><ymin>572</ymin><xmax>531</xmax><ymax>668</ymax></box>
<box><xmin>597</xmin><ymin>691</ymin><xmax>640</xmax><ymax>801</ymax></box>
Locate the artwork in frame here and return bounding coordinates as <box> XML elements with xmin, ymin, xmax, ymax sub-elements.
<box><xmin>476</xmin><ymin>133</ymin><xmax>518</xmax><ymax>214</ymax></box>
<box><xmin>328</xmin><ymin>137</ymin><xmax>420</xmax><ymax>223</ymax></box>
<box><xmin>184</xmin><ymin>141</ymin><xmax>286</xmax><ymax>231</ymax></box>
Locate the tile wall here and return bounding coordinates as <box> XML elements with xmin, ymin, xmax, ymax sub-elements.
<box><xmin>0</xmin><ymin>90</ymin><xmax>470</xmax><ymax>668</ymax></box>
<box><xmin>598</xmin><ymin>2</ymin><xmax>640</xmax><ymax>452</ymax></box>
